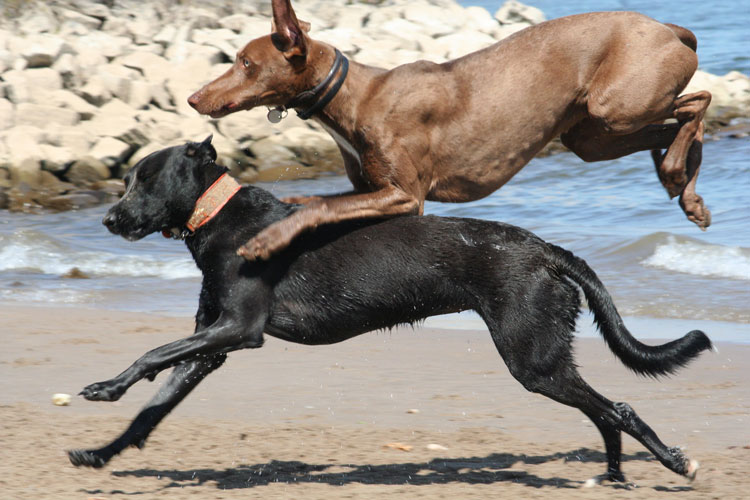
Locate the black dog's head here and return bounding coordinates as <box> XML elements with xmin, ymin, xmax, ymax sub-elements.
<box><xmin>103</xmin><ymin>135</ymin><xmax>225</xmax><ymax>240</ymax></box>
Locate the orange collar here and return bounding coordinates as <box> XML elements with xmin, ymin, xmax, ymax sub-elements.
<box><xmin>185</xmin><ymin>173</ymin><xmax>241</xmax><ymax>232</ymax></box>
<box><xmin>164</xmin><ymin>173</ymin><xmax>241</xmax><ymax>239</ymax></box>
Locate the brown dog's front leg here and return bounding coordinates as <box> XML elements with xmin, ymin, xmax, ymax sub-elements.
<box><xmin>238</xmin><ymin>186</ymin><xmax>420</xmax><ymax>260</ymax></box>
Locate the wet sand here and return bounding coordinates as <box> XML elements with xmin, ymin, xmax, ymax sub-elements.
<box><xmin>1</xmin><ymin>305</ymin><xmax>748</xmax><ymax>499</ymax></box>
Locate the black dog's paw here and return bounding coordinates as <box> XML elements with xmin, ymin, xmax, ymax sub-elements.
<box><xmin>68</xmin><ymin>449</ymin><xmax>107</xmax><ymax>468</ymax></box>
<box><xmin>79</xmin><ymin>380</ymin><xmax>124</xmax><ymax>402</ymax></box>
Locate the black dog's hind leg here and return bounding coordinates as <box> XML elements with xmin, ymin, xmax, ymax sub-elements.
<box><xmin>69</xmin><ymin>354</ymin><xmax>226</xmax><ymax>468</ymax></box>
<box><xmin>506</xmin><ymin>358</ymin><xmax>697</xmax><ymax>482</ymax></box>
<box><xmin>582</xmin><ymin>409</ymin><xmax>625</xmax><ymax>484</ymax></box>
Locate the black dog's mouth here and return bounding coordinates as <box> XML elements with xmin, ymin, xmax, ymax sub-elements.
<box><xmin>102</xmin><ymin>212</ymin><xmax>151</xmax><ymax>241</ymax></box>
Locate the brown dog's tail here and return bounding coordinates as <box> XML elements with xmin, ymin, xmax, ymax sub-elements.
<box><xmin>665</xmin><ymin>23</ymin><xmax>697</xmax><ymax>52</ymax></box>
<box><xmin>549</xmin><ymin>245</ymin><xmax>712</xmax><ymax>377</ymax></box>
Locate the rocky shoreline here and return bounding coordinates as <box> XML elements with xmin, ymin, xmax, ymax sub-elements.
<box><xmin>1</xmin><ymin>0</ymin><xmax>748</xmax><ymax>213</ymax></box>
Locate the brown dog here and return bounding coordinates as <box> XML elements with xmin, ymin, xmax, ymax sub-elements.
<box><xmin>188</xmin><ymin>0</ymin><xmax>712</xmax><ymax>260</ymax></box>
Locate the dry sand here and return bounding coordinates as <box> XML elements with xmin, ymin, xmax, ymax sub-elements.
<box><xmin>1</xmin><ymin>305</ymin><xmax>748</xmax><ymax>499</ymax></box>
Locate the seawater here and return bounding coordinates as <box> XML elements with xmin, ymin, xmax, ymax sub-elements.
<box><xmin>467</xmin><ymin>0</ymin><xmax>750</xmax><ymax>76</ymax></box>
<box><xmin>1</xmin><ymin>1</ymin><xmax>748</xmax><ymax>341</ymax></box>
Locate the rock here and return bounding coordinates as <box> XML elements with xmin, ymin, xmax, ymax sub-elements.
<box><xmin>685</xmin><ymin>70</ymin><xmax>750</xmax><ymax>121</ymax></box>
<box><xmin>0</xmin><ymin>98</ymin><xmax>14</xmax><ymax>131</ymax></box>
<box><xmin>316</xmin><ymin>27</ymin><xmax>367</xmax><ymax>54</ymax></box>
<box><xmin>1</xmin><ymin>126</ymin><xmax>46</xmax><ymax>183</ymax></box>
<box><xmin>403</xmin><ymin>4</ymin><xmax>463</xmax><ymax>37</ymax></box>
<box><xmin>55</xmin><ymin>8</ymin><xmax>103</xmax><ymax>32</ymax></box>
<box><xmin>11</xmin><ymin>33</ymin><xmax>73</xmax><ymax>68</ymax></box>
<box><xmin>39</xmin><ymin>89</ymin><xmax>99</xmax><ymax>120</ymax></box>
<box><xmin>43</xmin><ymin>191</ymin><xmax>104</xmax><ymax>211</ymax></box>
<box><xmin>376</xmin><ymin>19</ymin><xmax>423</xmax><ymax>51</ymax></box>
<box><xmin>76</xmin><ymin>76</ymin><xmax>113</xmax><ymax>106</ymax></box>
<box><xmin>45</xmin><ymin>126</ymin><xmax>93</xmax><ymax>157</ymax></box>
<box><xmin>92</xmin><ymin>178</ymin><xmax>125</xmax><ymax>196</ymax></box>
<box><xmin>115</xmin><ymin>51</ymin><xmax>172</xmax><ymax>83</ymax></box>
<box><xmin>219</xmin><ymin>14</ymin><xmax>257</xmax><ymax>33</ymax></box>
<box><xmin>280</xmin><ymin>126</ymin><xmax>342</xmax><ymax>172</ymax></box>
<box><xmin>39</xmin><ymin>144</ymin><xmax>76</xmax><ymax>173</ymax></box>
<box><xmin>6</xmin><ymin>182</ymin><xmax>40</xmax><ymax>212</ymax></box>
<box><xmin>248</xmin><ymin>134</ymin><xmax>306</xmax><ymax>180</ymax></box>
<box><xmin>495</xmin><ymin>0</ymin><xmax>546</xmax><ymax>25</ymax></box>
<box><xmin>184</xmin><ymin>7</ymin><xmax>222</xmax><ymax>30</ymax></box>
<box><xmin>73</xmin><ymin>31</ymin><xmax>131</xmax><ymax>60</ymax></box>
<box><xmin>165</xmin><ymin>41</ymin><xmax>225</xmax><ymax>66</ymax></box>
<box><xmin>53</xmin><ymin>52</ymin><xmax>83</xmax><ymax>89</ymax></box>
<box><xmin>14</xmin><ymin>103</ymin><xmax>80</xmax><ymax>128</ymax></box>
<box><xmin>434</xmin><ymin>30</ymin><xmax>497</xmax><ymax>60</ymax></box>
<box><xmin>16</xmin><ymin>10</ymin><xmax>58</xmax><ymax>36</ymax></box>
<box><xmin>135</xmin><ymin>107</ymin><xmax>183</xmax><ymax>144</ymax></box>
<box><xmin>89</xmin><ymin>136</ymin><xmax>133</xmax><ymax>168</ymax></box>
<box><xmin>97</xmin><ymin>63</ymin><xmax>142</xmax><ymax>103</ymax></box>
<box><xmin>65</xmin><ymin>0</ymin><xmax>111</xmax><ymax>20</ymax></box>
<box><xmin>66</xmin><ymin>155</ymin><xmax>111</xmax><ymax>186</ymax></box>
<box><xmin>1</xmin><ymin>68</ymin><xmax>63</xmax><ymax>104</ymax></box>
<box><xmin>71</xmin><ymin>43</ymin><xmax>108</xmax><ymax>73</ymax></box>
<box><xmin>81</xmin><ymin>99</ymin><xmax>149</xmax><ymax>147</ymax></box>
<box><xmin>216</xmin><ymin>110</ymin><xmax>274</xmax><ymax>143</ymax></box>
<box><xmin>465</xmin><ymin>6</ymin><xmax>503</xmax><ymax>38</ymax></box>
<box><xmin>8</xmin><ymin>158</ymin><xmax>43</xmax><ymax>187</ymax></box>
<box><xmin>153</xmin><ymin>25</ymin><xmax>178</xmax><ymax>47</ymax></box>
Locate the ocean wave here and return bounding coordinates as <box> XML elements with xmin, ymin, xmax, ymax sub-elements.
<box><xmin>642</xmin><ymin>235</ymin><xmax>750</xmax><ymax>281</ymax></box>
<box><xmin>0</xmin><ymin>230</ymin><xmax>200</xmax><ymax>279</ymax></box>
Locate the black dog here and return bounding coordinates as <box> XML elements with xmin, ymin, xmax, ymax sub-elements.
<box><xmin>69</xmin><ymin>137</ymin><xmax>712</xmax><ymax>484</ymax></box>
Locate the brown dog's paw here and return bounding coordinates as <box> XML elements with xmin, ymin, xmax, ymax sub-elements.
<box><xmin>680</xmin><ymin>193</ymin><xmax>711</xmax><ymax>230</ymax></box>
<box><xmin>237</xmin><ymin>224</ymin><xmax>297</xmax><ymax>261</ymax></box>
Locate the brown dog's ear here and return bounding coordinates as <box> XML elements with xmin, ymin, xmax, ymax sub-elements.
<box><xmin>271</xmin><ymin>0</ymin><xmax>309</xmax><ymax>59</ymax></box>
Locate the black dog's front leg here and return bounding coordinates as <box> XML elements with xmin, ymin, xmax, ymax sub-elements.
<box><xmin>69</xmin><ymin>353</ymin><xmax>226</xmax><ymax>468</ymax></box>
<box><xmin>79</xmin><ymin>314</ymin><xmax>264</xmax><ymax>402</ymax></box>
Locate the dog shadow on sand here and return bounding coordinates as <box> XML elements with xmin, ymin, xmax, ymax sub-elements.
<box><xmin>94</xmin><ymin>448</ymin><xmax>689</xmax><ymax>492</ymax></box>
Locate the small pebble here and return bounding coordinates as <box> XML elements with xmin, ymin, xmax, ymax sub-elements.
<box><xmin>52</xmin><ymin>393</ymin><xmax>71</xmax><ymax>406</ymax></box>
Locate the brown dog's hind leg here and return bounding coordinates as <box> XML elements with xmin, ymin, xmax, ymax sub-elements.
<box><xmin>653</xmin><ymin>110</ymin><xmax>712</xmax><ymax>229</ymax></box>
<box><xmin>652</xmin><ymin>91</ymin><xmax>711</xmax><ymax>200</ymax></box>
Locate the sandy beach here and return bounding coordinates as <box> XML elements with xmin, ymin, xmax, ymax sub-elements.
<box><xmin>1</xmin><ymin>305</ymin><xmax>748</xmax><ymax>499</ymax></box>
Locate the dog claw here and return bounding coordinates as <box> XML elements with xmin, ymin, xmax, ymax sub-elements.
<box><xmin>237</xmin><ymin>243</ymin><xmax>271</xmax><ymax>261</ymax></box>
<box><xmin>68</xmin><ymin>449</ymin><xmax>107</xmax><ymax>468</ymax></box>
<box><xmin>79</xmin><ymin>381</ymin><xmax>123</xmax><ymax>402</ymax></box>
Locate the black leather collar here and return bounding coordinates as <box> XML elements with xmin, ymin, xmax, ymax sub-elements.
<box><xmin>286</xmin><ymin>49</ymin><xmax>349</xmax><ymax>120</ymax></box>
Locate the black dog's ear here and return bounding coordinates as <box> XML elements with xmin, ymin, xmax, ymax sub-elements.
<box><xmin>186</xmin><ymin>135</ymin><xmax>217</xmax><ymax>162</ymax></box>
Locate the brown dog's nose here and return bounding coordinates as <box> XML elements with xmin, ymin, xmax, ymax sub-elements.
<box><xmin>187</xmin><ymin>91</ymin><xmax>201</xmax><ymax>109</ymax></box>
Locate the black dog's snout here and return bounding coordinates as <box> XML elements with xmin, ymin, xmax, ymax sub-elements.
<box><xmin>102</xmin><ymin>212</ymin><xmax>118</xmax><ymax>231</ymax></box>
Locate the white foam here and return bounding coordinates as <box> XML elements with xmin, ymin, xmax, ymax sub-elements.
<box><xmin>642</xmin><ymin>236</ymin><xmax>750</xmax><ymax>281</ymax></box>
<box><xmin>0</xmin><ymin>232</ymin><xmax>200</xmax><ymax>280</ymax></box>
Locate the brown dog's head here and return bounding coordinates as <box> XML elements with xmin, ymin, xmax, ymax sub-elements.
<box><xmin>188</xmin><ymin>0</ymin><xmax>328</xmax><ymax>118</ymax></box>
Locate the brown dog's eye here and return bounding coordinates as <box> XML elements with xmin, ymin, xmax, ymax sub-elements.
<box><xmin>243</xmin><ymin>59</ymin><xmax>250</xmax><ymax>68</ymax></box>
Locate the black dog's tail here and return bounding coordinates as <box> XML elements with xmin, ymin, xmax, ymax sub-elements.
<box><xmin>549</xmin><ymin>245</ymin><xmax>712</xmax><ymax>377</ymax></box>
